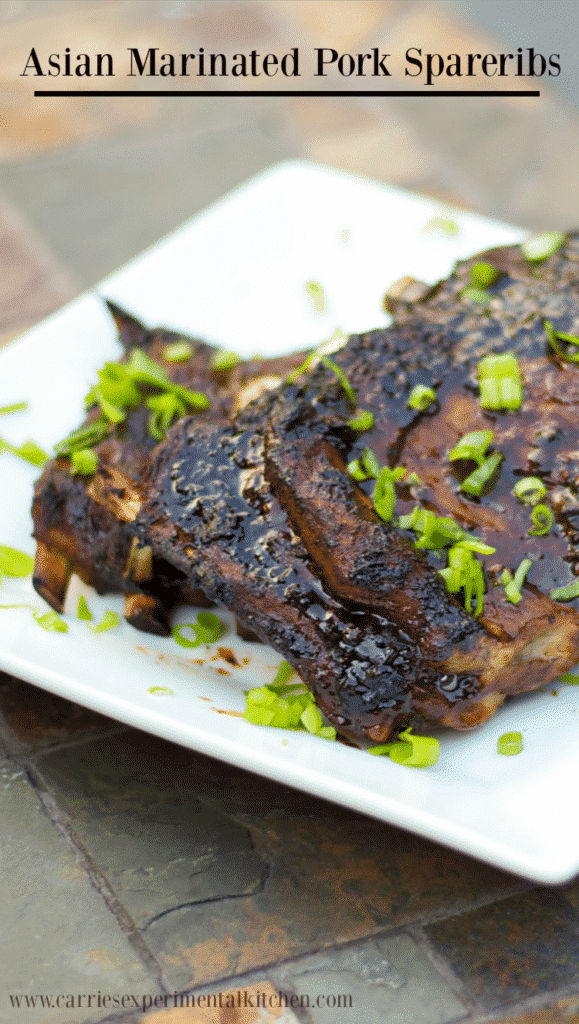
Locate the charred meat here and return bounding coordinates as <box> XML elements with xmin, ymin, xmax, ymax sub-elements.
<box><xmin>131</xmin><ymin>233</ymin><xmax>579</xmax><ymax>739</ymax></box>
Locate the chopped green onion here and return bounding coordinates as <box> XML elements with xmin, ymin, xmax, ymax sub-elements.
<box><xmin>70</xmin><ymin>448</ymin><xmax>97</xmax><ymax>475</ymax></box>
<box><xmin>460</xmin><ymin>453</ymin><xmax>503</xmax><ymax>497</ymax></box>
<box><xmin>0</xmin><ymin>545</ymin><xmax>34</xmax><ymax>578</ymax></box>
<box><xmin>560</xmin><ymin>673</ymin><xmax>579</xmax><ymax>683</ymax></box>
<box><xmin>146</xmin><ymin>392</ymin><xmax>187</xmax><ymax>440</ymax></box>
<box><xmin>407</xmin><ymin>385</ymin><xmax>436</xmax><ymax>411</ymax></box>
<box><xmin>362</xmin><ymin>448</ymin><xmax>382</xmax><ymax>479</ymax></box>
<box><xmin>471</xmin><ymin>262</ymin><xmax>499</xmax><ymax>289</ymax></box>
<box><xmin>148</xmin><ymin>686</ymin><xmax>174</xmax><ymax>695</ymax></box>
<box><xmin>448</xmin><ymin>430</ymin><xmax>494</xmax><ymax>466</ymax></box>
<box><xmin>461</xmin><ymin>286</ymin><xmax>490</xmax><ymax>305</ymax></box>
<box><xmin>305</xmin><ymin>280</ymin><xmax>326</xmax><ymax>314</ymax></box>
<box><xmin>477</xmin><ymin>352</ymin><xmax>523</xmax><ymax>411</ymax></box>
<box><xmin>54</xmin><ymin>417</ymin><xmax>110</xmax><ymax>456</ymax></box>
<box><xmin>77</xmin><ymin>595</ymin><xmax>92</xmax><ymax>621</ymax></box>
<box><xmin>0</xmin><ymin>401</ymin><xmax>27</xmax><ymax>416</ymax></box>
<box><xmin>439</xmin><ymin>542</ymin><xmax>486</xmax><ymax>616</ymax></box>
<box><xmin>171</xmin><ymin>611</ymin><xmax>223</xmax><ymax>648</ymax></box>
<box><xmin>211</xmin><ymin>349</ymin><xmax>241</xmax><ymax>371</ymax></box>
<box><xmin>425</xmin><ymin>216</ymin><xmax>458</xmax><ymax>234</ymax></box>
<box><xmin>373</xmin><ymin>466</ymin><xmax>406</xmax><ymax>524</ymax></box>
<box><xmin>528</xmin><ymin>504</ymin><xmax>553</xmax><ymax>536</ymax></box>
<box><xmin>193</xmin><ymin>611</ymin><xmax>223</xmax><ymax>644</ymax></box>
<box><xmin>162</xmin><ymin>341</ymin><xmax>192</xmax><ymax>363</ymax></box>
<box><xmin>369</xmin><ymin>727</ymin><xmax>439</xmax><ymax>767</ymax></box>
<box><xmin>33</xmin><ymin>609</ymin><xmax>68</xmax><ymax>633</ymax></box>
<box><xmin>348</xmin><ymin>409</ymin><xmax>374</xmax><ymax>431</ymax></box>
<box><xmin>0</xmin><ymin>436</ymin><xmax>48</xmax><ymax>467</ymax></box>
<box><xmin>318</xmin><ymin>354</ymin><xmax>356</xmax><ymax>405</ymax></box>
<box><xmin>497</xmin><ymin>731</ymin><xmax>523</xmax><ymax>756</ymax></box>
<box><xmin>550</xmin><ymin>579</ymin><xmax>579</xmax><ymax>601</ymax></box>
<box><xmin>544</xmin><ymin>320</ymin><xmax>579</xmax><ymax>363</ymax></box>
<box><xmin>513</xmin><ymin>476</ymin><xmax>547</xmax><ymax>505</ymax></box>
<box><xmin>243</xmin><ymin>682</ymin><xmax>336</xmax><ymax>739</ymax></box>
<box><xmin>521</xmin><ymin>231</ymin><xmax>565</xmax><ymax>262</ymax></box>
<box><xmin>88</xmin><ymin>610</ymin><xmax>120</xmax><ymax>633</ymax></box>
<box><xmin>269</xmin><ymin>660</ymin><xmax>298</xmax><ymax>693</ymax></box>
<box><xmin>501</xmin><ymin>558</ymin><xmax>533</xmax><ymax>604</ymax></box>
<box><xmin>347</xmin><ymin>458</ymin><xmax>369</xmax><ymax>481</ymax></box>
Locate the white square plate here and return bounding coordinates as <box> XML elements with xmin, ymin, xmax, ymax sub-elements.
<box><xmin>1</xmin><ymin>161</ymin><xmax>577</xmax><ymax>884</ymax></box>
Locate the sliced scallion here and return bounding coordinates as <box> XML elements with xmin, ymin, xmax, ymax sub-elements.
<box><xmin>0</xmin><ymin>436</ymin><xmax>48</xmax><ymax>467</ymax></box>
<box><xmin>305</xmin><ymin>280</ymin><xmax>326</xmax><ymax>314</ymax></box>
<box><xmin>33</xmin><ymin>609</ymin><xmax>68</xmax><ymax>633</ymax></box>
<box><xmin>171</xmin><ymin>611</ymin><xmax>223</xmax><ymax>648</ymax></box>
<box><xmin>544</xmin><ymin>320</ymin><xmax>579</xmax><ymax>363</ymax></box>
<box><xmin>88</xmin><ymin>610</ymin><xmax>120</xmax><ymax>633</ymax></box>
<box><xmin>461</xmin><ymin>286</ymin><xmax>490</xmax><ymax>305</ymax></box>
<box><xmin>369</xmin><ymin>727</ymin><xmax>439</xmax><ymax>767</ymax></box>
<box><xmin>162</xmin><ymin>341</ymin><xmax>192</xmax><ymax>363</ymax></box>
<box><xmin>71</xmin><ymin>448</ymin><xmax>97</xmax><ymax>476</ymax></box>
<box><xmin>211</xmin><ymin>349</ymin><xmax>241</xmax><ymax>371</ymax></box>
<box><xmin>477</xmin><ymin>352</ymin><xmax>523</xmax><ymax>411</ymax></box>
<box><xmin>471</xmin><ymin>262</ymin><xmax>499</xmax><ymax>289</ymax></box>
<box><xmin>448</xmin><ymin>430</ymin><xmax>494</xmax><ymax>466</ymax></box>
<box><xmin>460</xmin><ymin>453</ymin><xmax>503</xmax><ymax>497</ymax></box>
<box><xmin>77</xmin><ymin>595</ymin><xmax>92</xmax><ymax>621</ymax></box>
<box><xmin>497</xmin><ymin>731</ymin><xmax>523</xmax><ymax>756</ymax></box>
<box><xmin>550</xmin><ymin>579</ymin><xmax>579</xmax><ymax>601</ymax></box>
<box><xmin>521</xmin><ymin>231</ymin><xmax>565</xmax><ymax>262</ymax></box>
<box><xmin>528</xmin><ymin>504</ymin><xmax>553</xmax><ymax>536</ymax></box>
<box><xmin>513</xmin><ymin>476</ymin><xmax>547</xmax><ymax>505</ymax></box>
<box><xmin>501</xmin><ymin>558</ymin><xmax>533</xmax><ymax>605</ymax></box>
<box><xmin>0</xmin><ymin>402</ymin><xmax>27</xmax><ymax>416</ymax></box>
<box><xmin>348</xmin><ymin>409</ymin><xmax>374</xmax><ymax>432</ymax></box>
<box><xmin>0</xmin><ymin>545</ymin><xmax>34</xmax><ymax>578</ymax></box>
<box><xmin>407</xmin><ymin>384</ymin><xmax>436</xmax><ymax>411</ymax></box>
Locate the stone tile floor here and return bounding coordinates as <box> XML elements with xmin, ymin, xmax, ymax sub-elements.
<box><xmin>2</xmin><ymin>2</ymin><xmax>579</xmax><ymax>1022</ymax></box>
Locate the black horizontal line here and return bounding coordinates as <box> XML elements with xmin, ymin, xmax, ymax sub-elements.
<box><xmin>34</xmin><ymin>88</ymin><xmax>541</xmax><ymax>98</ymax></box>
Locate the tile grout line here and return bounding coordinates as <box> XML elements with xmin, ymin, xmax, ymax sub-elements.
<box><xmin>406</xmin><ymin>921</ymin><xmax>484</xmax><ymax>1016</ymax></box>
<box><xmin>20</xmin><ymin>759</ymin><xmax>169</xmax><ymax>995</ymax></box>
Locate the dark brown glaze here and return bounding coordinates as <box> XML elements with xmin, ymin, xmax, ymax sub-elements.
<box><xmin>31</xmin><ymin>303</ymin><xmax>305</xmax><ymax>632</ymax></box>
<box><xmin>133</xmin><ymin>233</ymin><xmax>579</xmax><ymax>737</ymax></box>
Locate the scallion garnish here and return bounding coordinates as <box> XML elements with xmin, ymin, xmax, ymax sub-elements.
<box><xmin>243</xmin><ymin>682</ymin><xmax>336</xmax><ymax>739</ymax></box>
<box><xmin>286</xmin><ymin>350</ymin><xmax>356</xmax><ymax>406</ymax></box>
<box><xmin>528</xmin><ymin>503</ymin><xmax>553</xmax><ymax>536</ymax></box>
<box><xmin>368</xmin><ymin>727</ymin><xmax>439</xmax><ymax>767</ymax></box>
<box><xmin>163</xmin><ymin>341</ymin><xmax>192</xmax><ymax>363</ymax></box>
<box><xmin>471</xmin><ymin>262</ymin><xmax>499</xmax><ymax>289</ymax></box>
<box><xmin>54</xmin><ymin>417</ymin><xmax>110</xmax><ymax>457</ymax></box>
<box><xmin>521</xmin><ymin>231</ymin><xmax>565</xmax><ymax>262</ymax></box>
<box><xmin>477</xmin><ymin>352</ymin><xmax>523</xmax><ymax>410</ymax></box>
<box><xmin>33</xmin><ymin>609</ymin><xmax>69</xmax><ymax>633</ymax></box>
<box><xmin>407</xmin><ymin>385</ymin><xmax>436</xmax><ymax>411</ymax></box>
<box><xmin>513</xmin><ymin>477</ymin><xmax>547</xmax><ymax>505</ymax></box>
<box><xmin>544</xmin><ymin>320</ymin><xmax>579</xmax><ymax>363</ymax></box>
<box><xmin>561</xmin><ymin>672</ymin><xmax>579</xmax><ymax>683</ymax></box>
<box><xmin>88</xmin><ymin>610</ymin><xmax>120</xmax><ymax>633</ymax></box>
<box><xmin>171</xmin><ymin>611</ymin><xmax>224</xmax><ymax>648</ymax></box>
<box><xmin>501</xmin><ymin>558</ymin><xmax>533</xmax><ymax>604</ymax></box>
<box><xmin>347</xmin><ymin>449</ymin><xmax>404</xmax><ymax>524</ymax></box>
<box><xmin>70</xmin><ymin>448</ymin><xmax>98</xmax><ymax>476</ymax></box>
<box><xmin>438</xmin><ymin>543</ymin><xmax>486</xmax><ymax>616</ymax></box>
<box><xmin>497</xmin><ymin>731</ymin><xmax>523</xmax><ymax>755</ymax></box>
<box><xmin>77</xmin><ymin>595</ymin><xmax>92</xmax><ymax>621</ymax></box>
<box><xmin>211</xmin><ymin>349</ymin><xmax>241</xmax><ymax>371</ymax></box>
<box><xmin>148</xmin><ymin>685</ymin><xmax>174</xmax><ymax>696</ymax></box>
<box><xmin>425</xmin><ymin>216</ymin><xmax>458</xmax><ymax>235</ymax></box>
<box><xmin>0</xmin><ymin>545</ymin><xmax>34</xmax><ymax>579</ymax></box>
<box><xmin>348</xmin><ymin>409</ymin><xmax>374</xmax><ymax>432</ymax></box>
<box><xmin>549</xmin><ymin>579</ymin><xmax>579</xmax><ymax>602</ymax></box>
<box><xmin>448</xmin><ymin>431</ymin><xmax>502</xmax><ymax>496</ymax></box>
<box><xmin>305</xmin><ymin>280</ymin><xmax>326</xmax><ymax>314</ymax></box>
<box><xmin>0</xmin><ymin>436</ymin><xmax>48</xmax><ymax>467</ymax></box>
<box><xmin>0</xmin><ymin>402</ymin><xmax>27</xmax><ymax>416</ymax></box>
<box><xmin>461</xmin><ymin>286</ymin><xmax>490</xmax><ymax>305</ymax></box>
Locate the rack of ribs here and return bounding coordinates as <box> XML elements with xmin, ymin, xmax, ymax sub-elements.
<box><xmin>32</xmin><ymin>234</ymin><xmax>579</xmax><ymax>740</ymax></box>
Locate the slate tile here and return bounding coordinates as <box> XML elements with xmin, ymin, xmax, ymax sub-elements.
<box><xmin>0</xmin><ymin>764</ymin><xmax>156</xmax><ymax>1024</ymax></box>
<box><xmin>0</xmin><ymin>672</ymin><xmax>115</xmax><ymax>749</ymax></box>
<box><xmin>35</xmin><ymin>730</ymin><xmax>268</xmax><ymax>931</ymax></box>
<box><xmin>426</xmin><ymin>889</ymin><xmax>579</xmax><ymax>1010</ymax></box>
<box><xmin>270</xmin><ymin>932</ymin><xmax>467</xmax><ymax>1024</ymax></box>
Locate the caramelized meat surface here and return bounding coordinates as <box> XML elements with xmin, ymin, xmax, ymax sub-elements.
<box><xmin>31</xmin><ymin>303</ymin><xmax>305</xmax><ymax>634</ymax></box>
<box><xmin>132</xmin><ymin>234</ymin><xmax>579</xmax><ymax>739</ymax></box>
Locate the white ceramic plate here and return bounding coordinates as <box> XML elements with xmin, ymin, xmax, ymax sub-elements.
<box><xmin>1</xmin><ymin>161</ymin><xmax>577</xmax><ymax>885</ymax></box>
